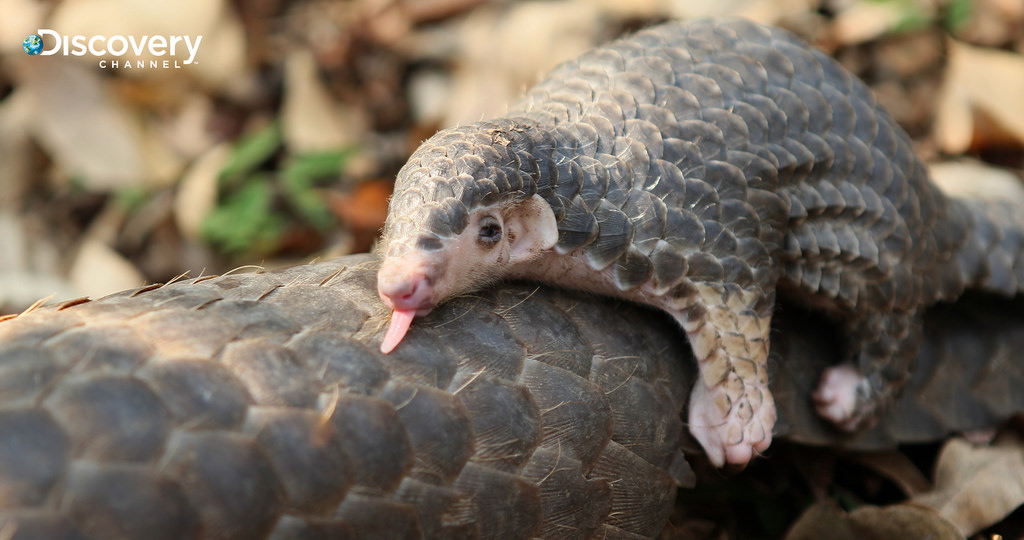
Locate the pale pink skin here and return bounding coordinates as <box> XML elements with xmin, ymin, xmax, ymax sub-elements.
<box><xmin>378</xmin><ymin>195</ymin><xmax>559</xmax><ymax>350</ymax></box>
<box><xmin>688</xmin><ymin>378</ymin><xmax>770</xmax><ymax>466</ymax></box>
<box><xmin>379</xmin><ymin>309</ymin><xmax>415</xmax><ymax>354</ymax></box>
<box><xmin>378</xmin><ymin>194</ymin><xmax>785</xmax><ymax>468</ymax></box>
<box><xmin>813</xmin><ymin>363</ymin><xmax>869</xmax><ymax>431</ymax></box>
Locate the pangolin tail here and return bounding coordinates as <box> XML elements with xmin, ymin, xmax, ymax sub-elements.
<box><xmin>946</xmin><ymin>196</ymin><xmax>1024</xmax><ymax>298</ymax></box>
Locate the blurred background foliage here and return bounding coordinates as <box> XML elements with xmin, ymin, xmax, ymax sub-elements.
<box><xmin>0</xmin><ymin>0</ymin><xmax>1023</xmax><ymax>537</ymax></box>
<box><xmin>0</xmin><ymin>0</ymin><xmax>1021</xmax><ymax>310</ymax></box>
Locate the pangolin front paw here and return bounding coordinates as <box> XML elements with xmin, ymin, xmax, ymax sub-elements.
<box><xmin>687</xmin><ymin>376</ymin><xmax>776</xmax><ymax>468</ymax></box>
<box><xmin>813</xmin><ymin>363</ymin><xmax>877</xmax><ymax>431</ymax></box>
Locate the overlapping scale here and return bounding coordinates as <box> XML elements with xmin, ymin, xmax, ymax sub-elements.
<box><xmin>383</xmin><ymin>16</ymin><xmax>1011</xmax><ymax>338</ymax></box>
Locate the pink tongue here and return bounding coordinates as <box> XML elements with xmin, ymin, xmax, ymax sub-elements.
<box><xmin>380</xmin><ymin>309</ymin><xmax>416</xmax><ymax>354</ymax></box>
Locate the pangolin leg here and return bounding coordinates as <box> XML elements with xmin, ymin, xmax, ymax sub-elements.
<box><xmin>814</xmin><ymin>310</ymin><xmax>922</xmax><ymax>430</ymax></box>
<box><xmin>676</xmin><ymin>284</ymin><xmax>775</xmax><ymax>468</ymax></box>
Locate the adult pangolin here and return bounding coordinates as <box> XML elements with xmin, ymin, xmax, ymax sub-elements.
<box><xmin>377</xmin><ymin>18</ymin><xmax>1024</xmax><ymax>467</ymax></box>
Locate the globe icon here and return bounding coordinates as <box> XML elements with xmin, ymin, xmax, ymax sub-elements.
<box><xmin>23</xmin><ymin>34</ymin><xmax>43</xmax><ymax>55</ymax></box>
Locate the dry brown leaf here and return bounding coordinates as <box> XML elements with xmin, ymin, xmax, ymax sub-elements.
<box><xmin>188</xmin><ymin>5</ymin><xmax>248</xmax><ymax>91</ymax></box>
<box><xmin>69</xmin><ymin>237</ymin><xmax>145</xmax><ymax>300</ymax></box>
<box><xmin>440</xmin><ymin>2</ymin><xmax>600</xmax><ymax>125</ymax></box>
<box><xmin>327</xmin><ymin>179</ymin><xmax>391</xmax><ymax>253</ymax></box>
<box><xmin>934</xmin><ymin>72</ymin><xmax>974</xmax><ymax>153</ymax></box>
<box><xmin>0</xmin><ymin>271</ymin><xmax>79</xmax><ymax>313</ymax></box>
<box><xmin>853</xmin><ymin>451</ymin><xmax>932</xmax><ymax>497</ymax></box>
<box><xmin>784</xmin><ymin>498</ymin><xmax>863</xmax><ymax>540</ymax></box>
<box><xmin>913</xmin><ymin>437</ymin><xmax>1024</xmax><ymax>536</ymax></box>
<box><xmin>51</xmin><ymin>0</ymin><xmax>220</xmax><ymax>52</ymax></box>
<box><xmin>161</xmin><ymin>95</ymin><xmax>220</xmax><ymax>159</ymax></box>
<box><xmin>18</xmin><ymin>58</ymin><xmax>147</xmax><ymax>190</ymax></box>
<box><xmin>847</xmin><ymin>504</ymin><xmax>964</xmax><ymax>539</ymax></box>
<box><xmin>407</xmin><ymin>67</ymin><xmax>451</xmax><ymax>126</ymax></box>
<box><xmin>785</xmin><ymin>499</ymin><xmax>962</xmax><ymax>540</ymax></box>
<box><xmin>0</xmin><ymin>212</ymin><xmax>23</xmax><ymax>276</ymax></box>
<box><xmin>67</xmin><ymin>198</ymin><xmax>146</xmax><ymax>299</ymax></box>
<box><xmin>728</xmin><ymin>0</ymin><xmax>820</xmax><ymax>26</ymax></box>
<box><xmin>327</xmin><ymin>179</ymin><xmax>391</xmax><ymax>231</ymax></box>
<box><xmin>139</xmin><ymin>114</ymin><xmax>187</xmax><ymax>187</ymax></box>
<box><xmin>929</xmin><ymin>160</ymin><xmax>1024</xmax><ymax>206</ymax></box>
<box><xmin>935</xmin><ymin>40</ymin><xmax>1024</xmax><ymax>153</ymax></box>
<box><xmin>953</xmin><ymin>0</ymin><xmax>1024</xmax><ymax>47</ymax></box>
<box><xmin>591</xmin><ymin>0</ymin><xmax>670</xmax><ymax>19</ymax></box>
<box><xmin>0</xmin><ymin>212</ymin><xmax>77</xmax><ymax>312</ymax></box>
<box><xmin>660</xmin><ymin>0</ymin><xmax>817</xmax><ymax>23</ymax></box>
<box><xmin>174</xmin><ymin>143</ymin><xmax>231</xmax><ymax>240</ymax></box>
<box><xmin>0</xmin><ymin>91</ymin><xmax>35</xmax><ymax>206</ymax></box>
<box><xmin>282</xmin><ymin>49</ymin><xmax>362</xmax><ymax>153</ymax></box>
<box><xmin>12</xmin><ymin>5</ymin><xmax>196</xmax><ymax>189</ymax></box>
<box><xmin>401</xmin><ymin>0</ymin><xmax>488</xmax><ymax>23</ymax></box>
<box><xmin>0</xmin><ymin>212</ymin><xmax>36</xmax><ymax>275</ymax></box>
<box><xmin>831</xmin><ymin>1</ymin><xmax>908</xmax><ymax>45</ymax></box>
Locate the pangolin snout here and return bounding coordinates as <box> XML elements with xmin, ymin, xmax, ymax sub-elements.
<box><xmin>378</xmin><ymin>258</ymin><xmax>439</xmax><ymax>354</ymax></box>
<box><xmin>377</xmin><ymin>264</ymin><xmax>436</xmax><ymax>314</ymax></box>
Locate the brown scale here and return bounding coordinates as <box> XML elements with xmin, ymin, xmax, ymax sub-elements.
<box><xmin>1</xmin><ymin>253</ymin><xmax>1024</xmax><ymax>536</ymax></box>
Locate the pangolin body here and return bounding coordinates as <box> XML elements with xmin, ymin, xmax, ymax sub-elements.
<box><xmin>377</xmin><ymin>18</ymin><xmax>1024</xmax><ymax>467</ymax></box>
<box><xmin>3</xmin><ymin>254</ymin><xmax>1024</xmax><ymax>538</ymax></box>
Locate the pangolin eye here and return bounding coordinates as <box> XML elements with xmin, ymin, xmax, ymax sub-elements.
<box><xmin>477</xmin><ymin>216</ymin><xmax>502</xmax><ymax>248</ymax></box>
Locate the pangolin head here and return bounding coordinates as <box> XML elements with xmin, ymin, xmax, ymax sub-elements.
<box><xmin>376</xmin><ymin>123</ymin><xmax>557</xmax><ymax>353</ymax></box>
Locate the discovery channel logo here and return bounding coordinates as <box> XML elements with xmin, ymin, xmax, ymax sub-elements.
<box><xmin>22</xmin><ymin>29</ymin><xmax>201</xmax><ymax>69</ymax></box>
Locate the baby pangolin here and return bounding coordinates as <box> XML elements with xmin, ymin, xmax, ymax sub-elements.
<box><xmin>375</xmin><ymin>18</ymin><xmax>1024</xmax><ymax>467</ymax></box>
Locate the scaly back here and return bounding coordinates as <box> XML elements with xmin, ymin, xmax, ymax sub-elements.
<box><xmin>383</xmin><ymin>18</ymin><xmax>979</xmax><ymax>313</ymax></box>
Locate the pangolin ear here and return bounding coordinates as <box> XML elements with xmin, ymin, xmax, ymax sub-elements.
<box><xmin>506</xmin><ymin>194</ymin><xmax>558</xmax><ymax>263</ymax></box>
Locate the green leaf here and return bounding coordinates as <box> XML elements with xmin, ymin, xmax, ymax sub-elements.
<box><xmin>944</xmin><ymin>0</ymin><xmax>972</xmax><ymax>31</ymax></box>
<box><xmin>282</xmin><ymin>149</ymin><xmax>352</xmax><ymax>187</ymax></box>
<box><xmin>286</xmin><ymin>187</ymin><xmax>333</xmax><ymax>230</ymax></box>
<box><xmin>202</xmin><ymin>175</ymin><xmax>287</xmax><ymax>254</ymax></box>
<box><xmin>115</xmin><ymin>186</ymin><xmax>149</xmax><ymax>212</ymax></box>
<box><xmin>280</xmin><ymin>149</ymin><xmax>352</xmax><ymax>230</ymax></box>
<box><xmin>219</xmin><ymin>122</ymin><xmax>282</xmax><ymax>185</ymax></box>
